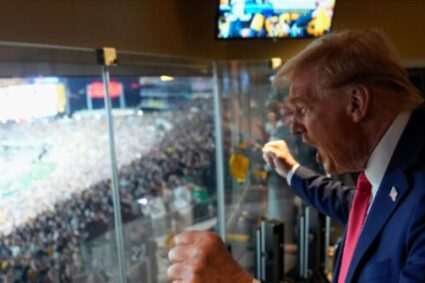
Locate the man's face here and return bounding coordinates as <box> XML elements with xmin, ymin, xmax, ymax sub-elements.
<box><xmin>288</xmin><ymin>68</ymin><xmax>364</xmax><ymax>173</ymax></box>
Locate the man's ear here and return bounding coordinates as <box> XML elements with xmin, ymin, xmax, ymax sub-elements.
<box><xmin>346</xmin><ymin>85</ymin><xmax>371</xmax><ymax>123</ymax></box>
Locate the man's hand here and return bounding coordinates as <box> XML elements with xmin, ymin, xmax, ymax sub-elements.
<box><xmin>167</xmin><ymin>231</ymin><xmax>254</xmax><ymax>283</ymax></box>
<box><xmin>262</xmin><ymin>140</ymin><xmax>298</xmax><ymax>177</ymax></box>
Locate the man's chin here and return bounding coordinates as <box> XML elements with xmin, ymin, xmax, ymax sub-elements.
<box><xmin>323</xmin><ymin>165</ymin><xmax>337</xmax><ymax>174</ymax></box>
<box><xmin>318</xmin><ymin>154</ymin><xmax>339</xmax><ymax>174</ymax></box>
<box><xmin>322</xmin><ymin>160</ymin><xmax>352</xmax><ymax>175</ymax></box>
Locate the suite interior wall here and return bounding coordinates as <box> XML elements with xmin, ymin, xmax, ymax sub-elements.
<box><xmin>0</xmin><ymin>0</ymin><xmax>424</xmax><ymax>62</ymax></box>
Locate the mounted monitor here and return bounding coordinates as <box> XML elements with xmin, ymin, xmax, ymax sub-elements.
<box><xmin>216</xmin><ymin>0</ymin><xmax>336</xmax><ymax>40</ymax></box>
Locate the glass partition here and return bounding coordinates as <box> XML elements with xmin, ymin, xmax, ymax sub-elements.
<box><xmin>0</xmin><ymin>43</ymin><xmax>219</xmax><ymax>283</ymax></box>
<box><xmin>0</xmin><ymin>43</ymin><xmax>126</xmax><ymax>282</ymax></box>
<box><xmin>106</xmin><ymin>52</ymin><xmax>217</xmax><ymax>283</ymax></box>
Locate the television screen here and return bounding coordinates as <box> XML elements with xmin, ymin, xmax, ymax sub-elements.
<box><xmin>217</xmin><ymin>0</ymin><xmax>336</xmax><ymax>39</ymax></box>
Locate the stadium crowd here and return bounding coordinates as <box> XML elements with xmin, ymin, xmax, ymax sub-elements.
<box><xmin>0</xmin><ymin>98</ymin><xmax>216</xmax><ymax>282</ymax></box>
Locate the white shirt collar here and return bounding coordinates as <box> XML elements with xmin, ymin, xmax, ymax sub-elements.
<box><xmin>365</xmin><ymin>111</ymin><xmax>411</xmax><ymax>198</ymax></box>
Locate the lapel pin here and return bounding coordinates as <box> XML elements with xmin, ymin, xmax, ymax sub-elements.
<box><xmin>389</xmin><ymin>186</ymin><xmax>398</xmax><ymax>202</ymax></box>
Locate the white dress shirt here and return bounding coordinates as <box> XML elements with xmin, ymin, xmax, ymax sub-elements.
<box><xmin>363</xmin><ymin>111</ymin><xmax>410</xmax><ymax>211</ymax></box>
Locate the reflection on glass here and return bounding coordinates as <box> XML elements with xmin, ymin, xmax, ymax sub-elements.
<box><xmin>218</xmin><ymin>60</ymin><xmax>328</xmax><ymax>279</ymax></box>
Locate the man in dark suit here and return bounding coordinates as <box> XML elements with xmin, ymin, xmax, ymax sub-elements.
<box><xmin>167</xmin><ymin>29</ymin><xmax>425</xmax><ymax>283</ymax></box>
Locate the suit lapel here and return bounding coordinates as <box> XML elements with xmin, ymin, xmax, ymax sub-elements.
<box><xmin>344</xmin><ymin>107</ymin><xmax>425</xmax><ymax>282</ymax></box>
<box><xmin>332</xmin><ymin>233</ymin><xmax>344</xmax><ymax>282</ymax></box>
<box><xmin>345</xmin><ymin>169</ymin><xmax>408</xmax><ymax>282</ymax></box>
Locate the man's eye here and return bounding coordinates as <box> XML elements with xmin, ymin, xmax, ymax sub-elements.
<box><xmin>297</xmin><ymin>105</ymin><xmax>306</xmax><ymax>114</ymax></box>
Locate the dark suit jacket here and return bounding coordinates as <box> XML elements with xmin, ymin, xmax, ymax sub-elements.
<box><xmin>290</xmin><ymin>107</ymin><xmax>425</xmax><ymax>282</ymax></box>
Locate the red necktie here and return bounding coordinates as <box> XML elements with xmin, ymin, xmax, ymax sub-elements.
<box><xmin>338</xmin><ymin>171</ymin><xmax>372</xmax><ymax>283</ymax></box>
